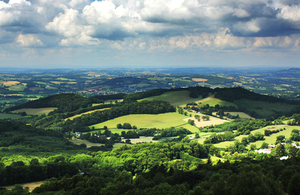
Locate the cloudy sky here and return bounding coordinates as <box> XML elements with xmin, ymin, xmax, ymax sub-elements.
<box><xmin>1</xmin><ymin>0</ymin><xmax>300</xmax><ymax>68</ymax></box>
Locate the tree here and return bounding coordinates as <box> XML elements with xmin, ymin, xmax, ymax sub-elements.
<box><xmin>188</xmin><ymin>119</ymin><xmax>195</xmax><ymax>126</ymax></box>
<box><xmin>276</xmin><ymin>144</ymin><xmax>286</xmax><ymax>157</ymax></box>
<box><xmin>122</xmin><ymin>123</ymin><xmax>132</xmax><ymax>129</ymax></box>
<box><xmin>260</xmin><ymin>142</ymin><xmax>269</xmax><ymax>149</ymax></box>
<box><xmin>117</xmin><ymin>123</ymin><xmax>123</xmax><ymax>129</ymax></box>
<box><xmin>125</xmin><ymin>139</ymin><xmax>131</xmax><ymax>144</ymax></box>
<box><xmin>195</xmin><ymin>133</ymin><xmax>200</xmax><ymax>139</ymax></box>
<box><xmin>276</xmin><ymin>135</ymin><xmax>285</xmax><ymax>144</ymax></box>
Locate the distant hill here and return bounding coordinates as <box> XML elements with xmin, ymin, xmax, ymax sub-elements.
<box><xmin>6</xmin><ymin>86</ymin><xmax>300</xmax><ymax>119</ymax></box>
<box><xmin>6</xmin><ymin>93</ymin><xmax>91</xmax><ymax>113</ymax></box>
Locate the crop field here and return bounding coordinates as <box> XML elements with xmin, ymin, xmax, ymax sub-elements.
<box><xmin>1</xmin><ymin>81</ymin><xmax>20</xmax><ymax>86</ymax></box>
<box><xmin>192</xmin><ymin>78</ymin><xmax>208</xmax><ymax>82</ymax></box>
<box><xmin>183</xmin><ymin>115</ymin><xmax>229</xmax><ymax>128</ymax></box>
<box><xmin>90</xmin><ymin>113</ymin><xmax>189</xmax><ymax>129</ymax></box>
<box><xmin>140</xmin><ymin>90</ymin><xmax>204</xmax><ymax>106</ymax></box>
<box><xmin>0</xmin><ymin>113</ymin><xmax>23</xmax><ymax>119</ymax></box>
<box><xmin>11</xmin><ymin>107</ymin><xmax>57</xmax><ymax>115</ymax></box>
<box><xmin>65</xmin><ymin>108</ymin><xmax>110</xmax><ymax>121</ymax></box>
<box><xmin>197</xmin><ymin>97</ymin><xmax>238</xmax><ymax>107</ymax></box>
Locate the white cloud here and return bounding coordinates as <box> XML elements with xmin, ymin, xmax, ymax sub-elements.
<box><xmin>45</xmin><ymin>8</ymin><xmax>83</xmax><ymax>37</ymax></box>
<box><xmin>16</xmin><ymin>34</ymin><xmax>43</xmax><ymax>47</ymax></box>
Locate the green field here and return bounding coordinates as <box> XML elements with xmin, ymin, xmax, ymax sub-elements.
<box><xmin>65</xmin><ymin>108</ymin><xmax>110</xmax><ymax>121</ymax></box>
<box><xmin>140</xmin><ymin>90</ymin><xmax>204</xmax><ymax>107</ymax></box>
<box><xmin>234</xmin><ymin>99</ymin><xmax>298</xmax><ymax>118</ymax></box>
<box><xmin>8</xmin><ymin>84</ymin><xmax>27</xmax><ymax>91</ymax></box>
<box><xmin>213</xmin><ymin>125</ymin><xmax>300</xmax><ymax>149</ymax></box>
<box><xmin>90</xmin><ymin>112</ymin><xmax>190</xmax><ymax>130</ymax></box>
<box><xmin>197</xmin><ymin>97</ymin><xmax>238</xmax><ymax>107</ymax></box>
<box><xmin>11</xmin><ymin>107</ymin><xmax>57</xmax><ymax>115</ymax></box>
<box><xmin>0</xmin><ymin>113</ymin><xmax>23</xmax><ymax>119</ymax></box>
<box><xmin>70</xmin><ymin>138</ymin><xmax>104</xmax><ymax>148</ymax></box>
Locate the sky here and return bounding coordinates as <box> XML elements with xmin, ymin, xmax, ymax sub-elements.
<box><xmin>0</xmin><ymin>0</ymin><xmax>300</xmax><ymax>68</ymax></box>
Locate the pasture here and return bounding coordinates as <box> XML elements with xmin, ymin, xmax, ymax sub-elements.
<box><xmin>197</xmin><ymin>97</ymin><xmax>238</xmax><ymax>107</ymax></box>
<box><xmin>90</xmin><ymin>113</ymin><xmax>189</xmax><ymax>130</ymax></box>
<box><xmin>11</xmin><ymin>107</ymin><xmax>57</xmax><ymax>115</ymax></box>
<box><xmin>213</xmin><ymin>125</ymin><xmax>300</xmax><ymax>149</ymax></box>
<box><xmin>225</xmin><ymin>112</ymin><xmax>254</xmax><ymax>119</ymax></box>
<box><xmin>8</xmin><ymin>84</ymin><xmax>27</xmax><ymax>91</ymax></box>
<box><xmin>234</xmin><ymin>99</ymin><xmax>298</xmax><ymax>118</ymax></box>
<box><xmin>0</xmin><ymin>113</ymin><xmax>23</xmax><ymax>119</ymax></box>
<box><xmin>70</xmin><ymin>138</ymin><xmax>104</xmax><ymax>148</ymax></box>
<box><xmin>65</xmin><ymin>108</ymin><xmax>110</xmax><ymax>121</ymax></box>
<box><xmin>140</xmin><ymin>90</ymin><xmax>204</xmax><ymax>107</ymax></box>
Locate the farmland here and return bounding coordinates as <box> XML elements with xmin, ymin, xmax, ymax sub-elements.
<box><xmin>90</xmin><ymin>113</ymin><xmax>190</xmax><ymax>130</ymax></box>
<box><xmin>140</xmin><ymin>90</ymin><xmax>204</xmax><ymax>106</ymax></box>
<box><xmin>10</xmin><ymin>107</ymin><xmax>57</xmax><ymax>115</ymax></box>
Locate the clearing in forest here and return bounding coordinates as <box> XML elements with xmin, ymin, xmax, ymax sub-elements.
<box><xmin>196</xmin><ymin>96</ymin><xmax>238</xmax><ymax>108</ymax></box>
<box><xmin>65</xmin><ymin>108</ymin><xmax>110</xmax><ymax>121</ymax></box>
<box><xmin>140</xmin><ymin>90</ymin><xmax>204</xmax><ymax>107</ymax></box>
<box><xmin>11</xmin><ymin>107</ymin><xmax>57</xmax><ymax>115</ymax></box>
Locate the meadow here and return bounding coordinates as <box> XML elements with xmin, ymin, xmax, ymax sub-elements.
<box><xmin>212</xmin><ymin>125</ymin><xmax>300</xmax><ymax>149</ymax></box>
<box><xmin>234</xmin><ymin>99</ymin><xmax>298</xmax><ymax>118</ymax></box>
<box><xmin>65</xmin><ymin>108</ymin><xmax>110</xmax><ymax>121</ymax></box>
<box><xmin>140</xmin><ymin>90</ymin><xmax>204</xmax><ymax>106</ymax></box>
<box><xmin>196</xmin><ymin>96</ymin><xmax>238</xmax><ymax>107</ymax></box>
<box><xmin>90</xmin><ymin>113</ymin><xmax>188</xmax><ymax>129</ymax></box>
<box><xmin>69</xmin><ymin>138</ymin><xmax>104</xmax><ymax>148</ymax></box>
<box><xmin>11</xmin><ymin>107</ymin><xmax>57</xmax><ymax>115</ymax></box>
<box><xmin>0</xmin><ymin>113</ymin><xmax>23</xmax><ymax>119</ymax></box>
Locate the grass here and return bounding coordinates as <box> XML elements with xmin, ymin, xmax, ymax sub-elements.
<box><xmin>234</xmin><ymin>99</ymin><xmax>298</xmax><ymax>118</ymax></box>
<box><xmin>65</xmin><ymin>108</ymin><xmax>110</xmax><ymax>121</ymax></box>
<box><xmin>225</xmin><ymin>112</ymin><xmax>254</xmax><ymax>119</ymax></box>
<box><xmin>197</xmin><ymin>96</ymin><xmax>238</xmax><ymax>107</ymax></box>
<box><xmin>11</xmin><ymin>107</ymin><xmax>57</xmax><ymax>115</ymax></box>
<box><xmin>212</xmin><ymin>125</ymin><xmax>300</xmax><ymax>149</ymax></box>
<box><xmin>8</xmin><ymin>85</ymin><xmax>27</xmax><ymax>91</ymax></box>
<box><xmin>121</xmin><ymin>136</ymin><xmax>158</xmax><ymax>144</ymax></box>
<box><xmin>90</xmin><ymin>113</ymin><xmax>189</xmax><ymax>129</ymax></box>
<box><xmin>140</xmin><ymin>90</ymin><xmax>204</xmax><ymax>107</ymax></box>
<box><xmin>70</xmin><ymin>138</ymin><xmax>104</xmax><ymax>148</ymax></box>
<box><xmin>3</xmin><ymin>181</ymin><xmax>44</xmax><ymax>192</ymax></box>
<box><xmin>0</xmin><ymin>113</ymin><xmax>23</xmax><ymax>119</ymax></box>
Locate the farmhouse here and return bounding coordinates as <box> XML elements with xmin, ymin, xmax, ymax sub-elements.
<box><xmin>255</xmin><ymin>149</ymin><xmax>271</xmax><ymax>154</ymax></box>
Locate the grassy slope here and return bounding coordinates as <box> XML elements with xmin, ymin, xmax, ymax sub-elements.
<box><xmin>212</xmin><ymin>125</ymin><xmax>300</xmax><ymax>148</ymax></box>
<box><xmin>140</xmin><ymin>90</ymin><xmax>203</xmax><ymax>107</ymax></box>
<box><xmin>0</xmin><ymin>113</ymin><xmax>23</xmax><ymax>119</ymax></box>
<box><xmin>234</xmin><ymin>99</ymin><xmax>298</xmax><ymax>118</ymax></box>
<box><xmin>11</xmin><ymin>107</ymin><xmax>57</xmax><ymax>115</ymax></box>
<box><xmin>197</xmin><ymin>97</ymin><xmax>238</xmax><ymax>107</ymax></box>
<box><xmin>90</xmin><ymin>113</ymin><xmax>189</xmax><ymax>129</ymax></box>
<box><xmin>65</xmin><ymin>108</ymin><xmax>110</xmax><ymax>121</ymax></box>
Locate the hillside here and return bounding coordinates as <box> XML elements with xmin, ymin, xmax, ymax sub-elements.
<box><xmin>5</xmin><ymin>93</ymin><xmax>91</xmax><ymax>113</ymax></box>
